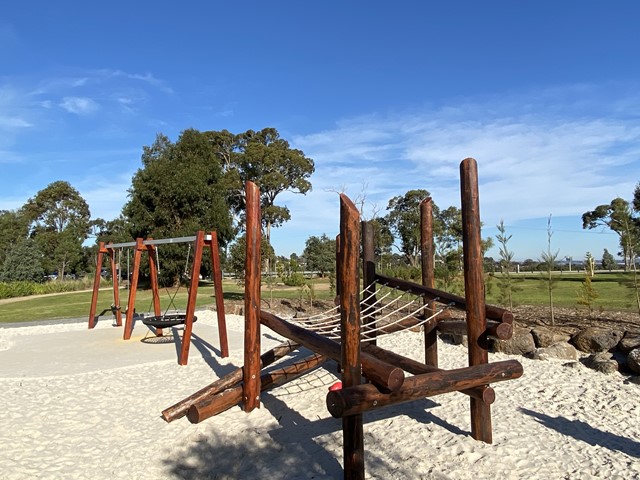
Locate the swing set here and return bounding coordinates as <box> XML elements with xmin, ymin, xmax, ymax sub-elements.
<box><xmin>88</xmin><ymin>230</ymin><xmax>229</xmax><ymax>365</ymax></box>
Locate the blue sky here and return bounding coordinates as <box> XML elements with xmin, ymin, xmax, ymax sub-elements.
<box><xmin>2</xmin><ymin>2</ymin><xmax>639</xmax><ymax>262</ymax></box>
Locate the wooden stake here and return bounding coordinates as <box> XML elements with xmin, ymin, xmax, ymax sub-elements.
<box><xmin>244</xmin><ymin>181</ymin><xmax>262</xmax><ymax>412</ymax></box>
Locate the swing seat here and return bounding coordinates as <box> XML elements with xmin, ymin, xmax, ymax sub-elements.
<box><xmin>142</xmin><ymin>314</ymin><xmax>198</xmax><ymax>328</ymax></box>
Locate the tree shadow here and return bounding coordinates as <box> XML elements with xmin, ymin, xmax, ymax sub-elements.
<box><xmin>161</xmin><ymin>361</ymin><xmax>473</xmax><ymax>479</ymax></box>
<box><xmin>519</xmin><ymin>407</ymin><xmax>640</xmax><ymax>458</ymax></box>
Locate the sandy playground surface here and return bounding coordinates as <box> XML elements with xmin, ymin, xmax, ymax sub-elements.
<box><xmin>1</xmin><ymin>309</ymin><xmax>639</xmax><ymax>479</ymax></box>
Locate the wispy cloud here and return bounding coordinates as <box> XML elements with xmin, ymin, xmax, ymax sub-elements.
<box><xmin>59</xmin><ymin>96</ymin><xmax>99</xmax><ymax>115</ymax></box>
<box><xmin>291</xmin><ymin>83</ymin><xmax>640</xmax><ymax>232</ymax></box>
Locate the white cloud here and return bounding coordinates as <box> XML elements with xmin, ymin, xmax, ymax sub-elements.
<box><xmin>292</xmin><ymin>86</ymin><xmax>640</xmax><ymax>235</ymax></box>
<box><xmin>59</xmin><ymin>96</ymin><xmax>99</xmax><ymax>115</ymax></box>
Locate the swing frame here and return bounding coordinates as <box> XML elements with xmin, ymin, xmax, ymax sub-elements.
<box><xmin>88</xmin><ymin>231</ymin><xmax>228</xmax><ymax>365</ymax></box>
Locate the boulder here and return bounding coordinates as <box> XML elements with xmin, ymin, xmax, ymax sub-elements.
<box><xmin>627</xmin><ymin>348</ymin><xmax>640</xmax><ymax>375</ymax></box>
<box><xmin>531</xmin><ymin>342</ymin><xmax>578</xmax><ymax>361</ymax></box>
<box><xmin>619</xmin><ymin>334</ymin><xmax>640</xmax><ymax>354</ymax></box>
<box><xmin>583</xmin><ymin>352</ymin><xmax>619</xmax><ymax>374</ymax></box>
<box><xmin>531</xmin><ymin>327</ymin><xmax>572</xmax><ymax>348</ymax></box>
<box><xmin>439</xmin><ymin>333</ymin><xmax>468</xmax><ymax>347</ymax></box>
<box><xmin>570</xmin><ymin>327</ymin><xmax>624</xmax><ymax>353</ymax></box>
<box><xmin>491</xmin><ymin>330</ymin><xmax>536</xmax><ymax>355</ymax></box>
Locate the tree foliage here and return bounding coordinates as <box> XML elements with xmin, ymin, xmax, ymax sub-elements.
<box><xmin>0</xmin><ymin>209</ymin><xmax>30</xmax><ymax>267</ymax></box>
<box><xmin>1</xmin><ymin>238</ymin><xmax>45</xmax><ymax>282</ymax></box>
<box><xmin>124</xmin><ymin>130</ymin><xmax>235</xmax><ymax>285</ymax></box>
<box><xmin>230</xmin><ymin>128</ymin><xmax>315</xmax><ymax>241</ymax></box>
<box><xmin>303</xmin><ymin>234</ymin><xmax>336</xmax><ymax>278</ymax></box>
<box><xmin>385</xmin><ymin>189</ymin><xmax>430</xmax><ymax>267</ymax></box>
<box><xmin>227</xmin><ymin>234</ymin><xmax>275</xmax><ymax>284</ymax></box>
<box><xmin>23</xmin><ymin>181</ymin><xmax>90</xmax><ymax>280</ymax></box>
<box><xmin>582</xmin><ymin>198</ymin><xmax>639</xmax><ymax>271</ymax></box>
<box><xmin>601</xmin><ymin>248</ymin><xmax>617</xmax><ymax>271</ymax></box>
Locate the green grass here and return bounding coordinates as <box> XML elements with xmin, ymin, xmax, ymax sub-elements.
<box><xmin>0</xmin><ymin>278</ymin><xmax>334</xmax><ymax>324</ymax></box>
<box><xmin>485</xmin><ymin>271</ymin><xmax>639</xmax><ymax>311</ymax></box>
<box><xmin>1</xmin><ymin>272</ymin><xmax>637</xmax><ymax>324</ymax></box>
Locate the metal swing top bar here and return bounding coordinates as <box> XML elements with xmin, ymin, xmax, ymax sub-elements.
<box><xmin>105</xmin><ymin>235</ymin><xmax>214</xmax><ymax>249</ymax></box>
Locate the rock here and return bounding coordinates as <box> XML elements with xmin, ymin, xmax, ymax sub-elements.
<box><xmin>440</xmin><ymin>333</ymin><xmax>468</xmax><ymax>347</ymax></box>
<box><xmin>619</xmin><ymin>334</ymin><xmax>640</xmax><ymax>353</ymax></box>
<box><xmin>491</xmin><ymin>331</ymin><xmax>536</xmax><ymax>355</ymax></box>
<box><xmin>531</xmin><ymin>342</ymin><xmax>578</xmax><ymax>361</ymax></box>
<box><xmin>531</xmin><ymin>327</ymin><xmax>572</xmax><ymax>348</ymax></box>
<box><xmin>627</xmin><ymin>348</ymin><xmax>640</xmax><ymax>374</ymax></box>
<box><xmin>570</xmin><ymin>327</ymin><xmax>624</xmax><ymax>353</ymax></box>
<box><xmin>583</xmin><ymin>352</ymin><xmax>619</xmax><ymax>374</ymax></box>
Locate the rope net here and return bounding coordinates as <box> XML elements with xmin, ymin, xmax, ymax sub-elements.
<box><xmin>286</xmin><ymin>280</ymin><xmax>451</xmax><ymax>342</ymax></box>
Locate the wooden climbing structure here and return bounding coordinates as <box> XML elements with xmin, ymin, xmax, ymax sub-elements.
<box><xmin>163</xmin><ymin>160</ymin><xmax>524</xmax><ymax>479</ymax></box>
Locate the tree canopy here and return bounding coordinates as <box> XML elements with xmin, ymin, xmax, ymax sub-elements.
<box><xmin>23</xmin><ymin>180</ymin><xmax>91</xmax><ymax>279</ymax></box>
<box><xmin>229</xmin><ymin>128</ymin><xmax>315</xmax><ymax>241</ymax></box>
<box><xmin>582</xmin><ymin>197</ymin><xmax>638</xmax><ymax>270</ymax></box>
<box><xmin>303</xmin><ymin>234</ymin><xmax>336</xmax><ymax>278</ymax></box>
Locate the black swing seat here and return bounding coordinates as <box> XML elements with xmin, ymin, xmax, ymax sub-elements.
<box><xmin>142</xmin><ymin>314</ymin><xmax>197</xmax><ymax>328</ymax></box>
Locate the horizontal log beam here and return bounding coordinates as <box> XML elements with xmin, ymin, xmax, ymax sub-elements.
<box><xmin>375</xmin><ymin>273</ymin><xmax>513</xmax><ymax>324</ymax></box>
<box><xmin>161</xmin><ymin>341</ymin><xmax>299</xmax><ymax>423</ymax></box>
<box><xmin>326</xmin><ymin>359</ymin><xmax>523</xmax><ymax>418</ymax></box>
<box><xmin>261</xmin><ymin>310</ymin><xmax>404</xmax><ymax>392</ymax></box>
<box><xmin>437</xmin><ymin>320</ymin><xmax>513</xmax><ymax>340</ymax></box>
<box><xmin>188</xmin><ymin>353</ymin><xmax>327</xmax><ymax>423</ymax></box>
<box><xmin>361</xmin><ymin>343</ymin><xmax>495</xmax><ymax>404</ymax></box>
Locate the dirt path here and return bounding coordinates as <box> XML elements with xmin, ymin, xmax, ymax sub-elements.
<box><xmin>0</xmin><ymin>288</ymin><xmax>112</xmax><ymax>306</ymax></box>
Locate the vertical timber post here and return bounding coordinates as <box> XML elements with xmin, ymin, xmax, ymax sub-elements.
<box><xmin>123</xmin><ymin>238</ymin><xmax>144</xmax><ymax>340</ymax></box>
<box><xmin>361</xmin><ymin>221</ymin><xmax>377</xmax><ymax>344</ymax></box>
<box><xmin>460</xmin><ymin>158</ymin><xmax>492</xmax><ymax>443</ymax></box>
<box><xmin>209</xmin><ymin>230</ymin><xmax>229</xmax><ymax>358</ymax></box>
<box><xmin>180</xmin><ymin>231</ymin><xmax>204</xmax><ymax>365</ymax></box>
<box><xmin>420</xmin><ymin>198</ymin><xmax>437</xmax><ymax>367</ymax></box>
<box><xmin>88</xmin><ymin>242</ymin><xmax>106</xmax><ymax>329</ymax></box>
<box><xmin>339</xmin><ymin>194</ymin><xmax>365</xmax><ymax>480</ymax></box>
<box><xmin>243</xmin><ymin>181</ymin><xmax>262</xmax><ymax>412</ymax></box>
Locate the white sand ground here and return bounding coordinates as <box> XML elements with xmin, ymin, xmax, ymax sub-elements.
<box><xmin>1</xmin><ymin>309</ymin><xmax>639</xmax><ymax>479</ymax></box>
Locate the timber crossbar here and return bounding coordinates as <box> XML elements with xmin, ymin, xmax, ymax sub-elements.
<box><xmin>327</xmin><ymin>359</ymin><xmax>523</xmax><ymax>418</ymax></box>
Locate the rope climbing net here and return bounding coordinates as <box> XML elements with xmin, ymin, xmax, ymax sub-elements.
<box><xmin>287</xmin><ymin>281</ymin><xmax>451</xmax><ymax>343</ymax></box>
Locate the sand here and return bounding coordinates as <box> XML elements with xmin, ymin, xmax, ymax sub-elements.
<box><xmin>1</xmin><ymin>310</ymin><xmax>639</xmax><ymax>479</ymax></box>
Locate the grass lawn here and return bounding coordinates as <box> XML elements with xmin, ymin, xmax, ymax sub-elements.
<box><xmin>1</xmin><ymin>272</ymin><xmax>638</xmax><ymax>324</ymax></box>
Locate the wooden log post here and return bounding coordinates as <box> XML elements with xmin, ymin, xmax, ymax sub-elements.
<box><xmin>326</xmin><ymin>360</ymin><xmax>523</xmax><ymax>418</ymax></box>
<box><xmin>460</xmin><ymin>157</ymin><xmax>492</xmax><ymax>443</ymax></box>
<box><xmin>88</xmin><ymin>242</ymin><xmax>106</xmax><ymax>329</ymax></box>
<box><xmin>420</xmin><ymin>197</ymin><xmax>437</xmax><ymax>366</ymax></box>
<box><xmin>244</xmin><ymin>181</ymin><xmax>262</xmax><ymax>412</ymax></box>
<box><xmin>260</xmin><ymin>311</ymin><xmax>404</xmax><ymax>392</ymax></box>
<box><xmin>179</xmin><ymin>231</ymin><xmax>204</xmax><ymax>366</ymax></box>
<box><xmin>123</xmin><ymin>238</ymin><xmax>144</xmax><ymax>340</ymax></box>
<box><xmin>161</xmin><ymin>341</ymin><xmax>299</xmax><ymax>422</ymax></box>
<box><xmin>209</xmin><ymin>230</ymin><xmax>229</xmax><ymax>358</ymax></box>
<box><xmin>187</xmin><ymin>353</ymin><xmax>328</xmax><ymax>423</ymax></box>
<box><xmin>339</xmin><ymin>194</ymin><xmax>365</xmax><ymax>480</ymax></box>
<box><xmin>361</xmin><ymin>221</ymin><xmax>377</xmax><ymax>344</ymax></box>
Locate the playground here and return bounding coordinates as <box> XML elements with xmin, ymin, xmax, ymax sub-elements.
<box><xmin>1</xmin><ymin>160</ymin><xmax>639</xmax><ymax>478</ymax></box>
